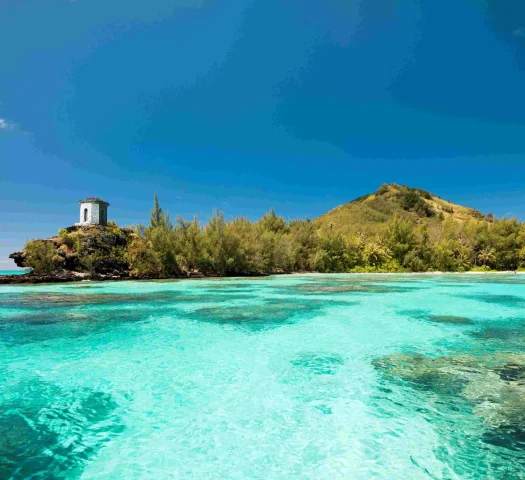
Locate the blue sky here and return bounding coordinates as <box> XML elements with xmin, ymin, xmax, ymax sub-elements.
<box><xmin>1</xmin><ymin>0</ymin><xmax>525</xmax><ymax>269</ymax></box>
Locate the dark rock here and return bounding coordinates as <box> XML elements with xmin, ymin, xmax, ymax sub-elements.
<box><xmin>0</xmin><ymin>273</ymin><xmax>83</xmax><ymax>284</ymax></box>
<box><xmin>374</xmin><ymin>352</ymin><xmax>525</xmax><ymax>450</ymax></box>
<box><xmin>8</xmin><ymin>251</ymin><xmax>28</xmax><ymax>269</ymax></box>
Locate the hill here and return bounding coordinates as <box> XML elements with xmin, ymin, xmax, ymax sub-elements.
<box><xmin>314</xmin><ymin>183</ymin><xmax>489</xmax><ymax>237</ymax></box>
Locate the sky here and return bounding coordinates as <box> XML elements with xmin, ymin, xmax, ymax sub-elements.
<box><xmin>1</xmin><ymin>0</ymin><xmax>525</xmax><ymax>269</ymax></box>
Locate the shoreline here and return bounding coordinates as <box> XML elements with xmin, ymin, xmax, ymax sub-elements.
<box><xmin>0</xmin><ymin>270</ymin><xmax>522</xmax><ymax>286</ymax></box>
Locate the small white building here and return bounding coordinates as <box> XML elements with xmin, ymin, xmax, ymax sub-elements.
<box><xmin>76</xmin><ymin>197</ymin><xmax>110</xmax><ymax>226</ymax></box>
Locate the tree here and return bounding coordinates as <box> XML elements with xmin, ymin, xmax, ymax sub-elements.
<box><xmin>125</xmin><ymin>235</ymin><xmax>162</xmax><ymax>277</ymax></box>
<box><xmin>201</xmin><ymin>211</ymin><xmax>241</xmax><ymax>275</ymax></box>
<box><xmin>518</xmin><ymin>245</ymin><xmax>525</xmax><ymax>268</ymax></box>
<box><xmin>150</xmin><ymin>192</ymin><xmax>171</xmax><ymax>230</ymax></box>
<box><xmin>477</xmin><ymin>248</ymin><xmax>496</xmax><ymax>267</ymax></box>
<box><xmin>288</xmin><ymin>219</ymin><xmax>317</xmax><ymax>271</ymax></box>
<box><xmin>258</xmin><ymin>208</ymin><xmax>287</xmax><ymax>234</ymax></box>
<box><xmin>362</xmin><ymin>241</ymin><xmax>392</xmax><ymax>268</ymax></box>
<box><xmin>432</xmin><ymin>240</ymin><xmax>459</xmax><ymax>271</ymax></box>
<box><xmin>386</xmin><ymin>216</ymin><xmax>416</xmax><ymax>266</ymax></box>
<box><xmin>117</xmin><ymin>191</ymin><xmax>525</xmax><ymax>276</ymax></box>
<box><xmin>23</xmin><ymin>240</ymin><xmax>56</xmax><ymax>273</ymax></box>
<box><xmin>174</xmin><ymin>215</ymin><xmax>205</xmax><ymax>272</ymax></box>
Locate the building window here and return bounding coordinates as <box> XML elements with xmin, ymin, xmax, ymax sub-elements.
<box><xmin>84</xmin><ymin>208</ymin><xmax>88</xmax><ymax>222</ymax></box>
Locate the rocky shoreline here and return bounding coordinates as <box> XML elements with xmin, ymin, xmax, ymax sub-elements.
<box><xmin>0</xmin><ymin>270</ymin><xmax>277</xmax><ymax>285</ymax></box>
<box><xmin>0</xmin><ymin>272</ymin><xmax>131</xmax><ymax>285</ymax></box>
<box><xmin>1</xmin><ymin>269</ymin><xmax>522</xmax><ymax>285</ymax></box>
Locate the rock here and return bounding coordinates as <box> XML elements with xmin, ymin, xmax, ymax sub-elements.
<box><xmin>373</xmin><ymin>352</ymin><xmax>525</xmax><ymax>448</ymax></box>
<box><xmin>0</xmin><ymin>272</ymin><xmax>81</xmax><ymax>284</ymax></box>
<box><xmin>8</xmin><ymin>251</ymin><xmax>28</xmax><ymax>269</ymax></box>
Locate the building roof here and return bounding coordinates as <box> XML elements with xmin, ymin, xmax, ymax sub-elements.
<box><xmin>78</xmin><ymin>197</ymin><xmax>110</xmax><ymax>206</ymax></box>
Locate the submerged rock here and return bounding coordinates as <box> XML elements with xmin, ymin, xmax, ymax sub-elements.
<box><xmin>458</xmin><ymin>294</ymin><xmax>525</xmax><ymax>308</ymax></box>
<box><xmin>191</xmin><ymin>298</ymin><xmax>324</xmax><ymax>331</ymax></box>
<box><xmin>278</xmin><ymin>282</ymin><xmax>414</xmax><ymax>295</ymax></box>
<box><xmin>0</xmin><ymin>378</ymin><xmax>125</xmax><ymax>478</ymax></box>
<box><xmin>373</xmin><ymin>352</ymin><xmax>525</xmax><ymax>449</ymax></box>
<box><xmin>399</xmin><ymin>309</ymin><xmax>473</xmax><ymax>325</ymax></box>
<box><xmin>427</xmin><ymin>315</ymin><xmax>473</xmax><ymax>324</ymax></box>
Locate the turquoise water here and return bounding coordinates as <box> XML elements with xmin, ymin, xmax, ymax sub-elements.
<box><xmin>1</xmin><ymin>274</ymin><xmax>524</xmax><ymax>479</ymax></box>
<box><xmin>0</xmin><ymin>270</ymin><xmax>29</xmax><ymax>275</ymax></box>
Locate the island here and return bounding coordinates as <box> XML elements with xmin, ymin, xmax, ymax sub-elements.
<box><xmin>3</xmin><ymin>184</ymin><xmax>525</xmax><ymax>284</ymax></box>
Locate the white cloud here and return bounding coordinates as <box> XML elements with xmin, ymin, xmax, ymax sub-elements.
<box><xmin>513</xmin><ymin>27</ymin><xmax>525</xmax><ymax>38</ymax></box>
<box><xmin>0</xmin><ymin>118</ymin><xmax>20</xmax><ymax>131</ymax></box>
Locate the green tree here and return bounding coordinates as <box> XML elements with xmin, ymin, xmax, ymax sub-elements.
<box><xmin>125</xmin><ymin>235</ymin><xmax>163</xmax><ymax>277</ymax></box>
<box><xmin>201</xmin><ymin>211</ymin><xmax>241</xmax><ymax>275</ymax></box>
<box><xmin>119</xmin><ymin>190</ymin><xmax>525</xmax><ymax>276</ymax></box>
<box><xmin>477</xmin><ymin>248</ymin><xmax>496</xmax><ymax>267</ymax></box>
<box><xmin>150</xmin><ymin>192</ymin><xmax>171</xmax><ymax>230</ymax></box>
<box><xmin>386</xmin><ymin>216</ymin><xmax>416</xmax><ymax>266</ymax></box>
<box><xmin>432</xmin><ymin>240</ymin><xmax>459</xmax><ymax>271</ymax></box>
<box><xmin>362</xmin><ymin>241</ymin><xmax>392</xmax><ymax>268</ymax></box>
<box><xmin>258</xmin><ymin>208</ymin><xmax>287</xmax><ymax>234</ymax></box>
<box><xmin>174</xmin><ymin>215</ymin><xmax>205</xmax><ymax>272</ymax></box>
<box><xmin>24</xmin><ymin>240</ymin><xmax>56</xmax><ymax>273</ymax></box>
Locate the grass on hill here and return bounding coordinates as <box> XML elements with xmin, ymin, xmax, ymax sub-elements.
<box><xmin>314</xmin><ymin>183</ymin><xmax>488</xmax><ymax>237</ymax></box>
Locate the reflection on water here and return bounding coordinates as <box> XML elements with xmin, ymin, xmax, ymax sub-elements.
<box><xmin>291</xmin><ymin>352</ymin><xmax>345</xmax><ymax>375</ymax></box>
<box><xmin>0</xmin><ymin>274</ymin><xmax>524</xmax><ymax>478</ymax></box>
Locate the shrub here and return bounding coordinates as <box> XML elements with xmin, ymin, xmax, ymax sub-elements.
<box><xmin>398</xmin><ymin>188</ymin><xmax>435</xmax><ymax>217</ymax></box>
<box><xmin>376</xmin><ymin>184</ymin><xmax>390</xmax><ymax>196</ymax></box>
<box><xmin>24</xmin><ymin>240</ymin><xmax>57</xmax><ymax>273</ymax></box>
<box><xmin>58</xmin><ymin>228</ymin><xmax>76</xmax><ymax>250</ymax></box>
<box><xmin>125</xmin><ymin>235</ymin><xmax>163</xmax><ymax>277</ymax></box>
<box><xmin>469</xmin><ymin>265</ymin><xmax>493</xmax><ymax>272</ymax></box>
<box><xmin>416</xmin><ymin>189</ymin><xmax>433</xmax><ymax>200</ymax></box>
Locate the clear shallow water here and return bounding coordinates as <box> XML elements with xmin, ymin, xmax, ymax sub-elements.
<box><xmin>1</xmin><ymin>274</ymin><xmax>524</xmax><ymax>479</ymax></box>
<box><xmin>0</xmin><ymin>270</ymin><xmax>29</xmax><ymax>275</ymax></box>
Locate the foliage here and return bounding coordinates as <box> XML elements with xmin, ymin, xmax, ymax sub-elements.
<box><xmin>398</xmin><ymin>187</ymin><xmax>435</xmax><ymax>217</ymax></box>
<box><xmin>123</xmin><ymin>192</ymin><xmax>525</xmax><ymax>277</ymax></box>
<box><xmin>125</xmin><ymin>235</ymin><xmax>163</xmax><ymax>277</ymax></box>
<box><xmin>470</xmin><ymin>265</ymin><xmax>493</xmax><ymax>272</ymax></box>
<box><xmin>376</xmin><ymin>183</ymin><xmax>390</xmax><ymax>196</ymax></box>
<box><xmin>21</xmin><ymin>186</ymin><xmax>525</xmax><ymax>277</ymax></box>
<box><xmin>23</xmin><ymin>240</ymin><xmax>57</xmax><ymax>273</ymax></box>
<box><xmin>477</xmin><ymin>248</ymin><xmax>496</xmax><ymax>266</ymax></box>
<box><xmin>58</xmin><ymin>228</ymin><xmax>76</xmax><ymax>250</ymax></box>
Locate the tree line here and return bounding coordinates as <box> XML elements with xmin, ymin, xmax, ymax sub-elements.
<box><xmin>124</xmin><ymin>194</ymin><xmax>525</xmax><ymax>276</ymax></box>
<box><xmin>23</xmin><ymin>193</ymin><xmax>525</xmax><ymax>275</ymax></box>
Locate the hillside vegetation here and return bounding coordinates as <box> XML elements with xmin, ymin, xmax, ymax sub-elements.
<box><xmin>10</xmin><ymin>224</ymin><xmax>132</xmax><ymax>277</ymax></box>
<box><xmin>11</xmin><ymin>185</ymin><xmax>525</xmax><ymax>276</ymax></box>
<box><xmin>315</xmin><ymin>183</ymin><xmax>487</xmax><ymax>237</ymax></box>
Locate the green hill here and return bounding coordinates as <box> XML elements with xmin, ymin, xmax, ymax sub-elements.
<box><xmin>315</xmin><ymin>183</ymin><xmax>489</xmax><ymax>237</ymax></box>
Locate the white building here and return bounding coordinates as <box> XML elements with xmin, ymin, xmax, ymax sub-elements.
<box><xmin>76</xmin><ymin>197</ymin><xmax>110</xmax><ymax>226</ymax></box>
